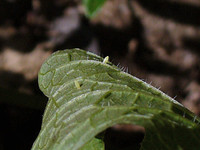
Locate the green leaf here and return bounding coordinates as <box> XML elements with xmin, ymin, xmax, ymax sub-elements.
<box><xmin>83</xmin><ymin>0</ymin><xmax>106</xmax><ymax>18</ymax></box>
<box><xmin>81</xmin><ymin>138</ymin><xmax>104</xmax><ymax>150</ymax></box>
<box><xmin>32</xmin><ymin>48</ymin><xmax>200</xmax><ymax>150</ymax></box>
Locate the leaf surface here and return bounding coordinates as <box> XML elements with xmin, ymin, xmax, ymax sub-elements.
<box><xmin>32</xmin><ymin>48</ymin><xmax>200</xmax><ymax>150</ymax></box>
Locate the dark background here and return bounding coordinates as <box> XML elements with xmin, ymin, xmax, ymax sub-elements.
<box><xmin>0</xmin><ymin>0</ymin><xmax>200</xmax><ymax>149</ymax></box>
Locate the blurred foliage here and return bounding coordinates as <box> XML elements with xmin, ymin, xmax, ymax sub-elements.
<box><xmin>83</xmin><ymin>0</ymin><xmax>106</xmax><ymax>17</ymax></box>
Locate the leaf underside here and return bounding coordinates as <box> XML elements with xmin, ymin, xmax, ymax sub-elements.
<box><xmin>32</xmin><ymin>48</ymin><xmax>200</xmax><ymax>150</ymax></box>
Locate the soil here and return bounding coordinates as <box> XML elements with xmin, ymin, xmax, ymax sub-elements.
<box><xmin>0</xmin><ymin>0</ymin><xmax>200</xmax><ymax>149</ymax></box>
